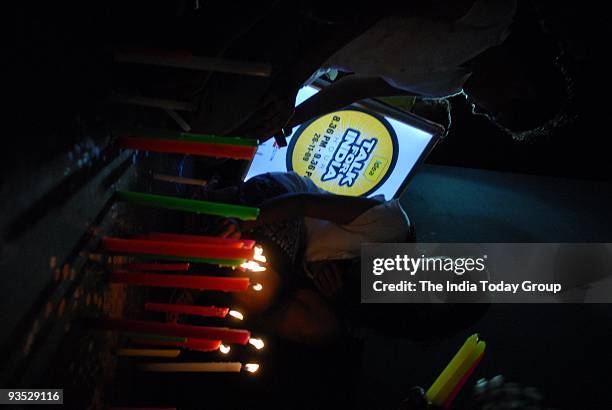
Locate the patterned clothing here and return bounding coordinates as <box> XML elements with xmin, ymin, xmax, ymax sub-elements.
<box><xmin>239</xmin><ymin>173</ymin><xmax>311</xmax><ymax>292</ymax></box>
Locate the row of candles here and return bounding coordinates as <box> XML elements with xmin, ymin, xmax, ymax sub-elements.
<box><xmin>101</xmin><ymin>230</ymin><xmax>486</xmax><ymax>404</ymax></box>
<box><xmin>100</xmin><ymin>233</ymin><xmax>267</xmax><ymax>374</ymax></box>
<box><xmin>119</xmin><ymin>129</ymin><xmax>259</xmax><ymax>161</ymax></box>
<box><xmin>106</xmin><ymin>131</ymin><xmax>485</xmax><ymax>406</ymax></box>
<box><xmin>101</xmin><ymin>130</ymin><xmax>266</xmax><ymax>382</ymax></box>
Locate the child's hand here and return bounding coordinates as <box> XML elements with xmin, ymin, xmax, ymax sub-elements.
<box><xmin>254</xmin><ymin>91</ymin><xmax>296</xmax><ymax>138</ymax></box>
<box><xmin>217</xmin><ymin>218</ymin><xmax>242</xmax><ymax>239</ymax></box>
<box><xmin>216</xmin><ymin>218</ymin><xmax>258</xmax><ymax>239</ymax></box>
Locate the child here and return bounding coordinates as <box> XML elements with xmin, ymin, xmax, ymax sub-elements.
<box><xmin>214</xmin><ymin>170</ymin><xmax>413</xmax><ymax>343</ymax></box>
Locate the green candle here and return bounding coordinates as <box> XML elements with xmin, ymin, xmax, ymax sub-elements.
<box><xmin>128</xmin><ymin>128</ymin><xmax>259</xmax><ymax>147</ymax></box>
<box><xmin>135</xmin><ymin>253</ymin><xmax>245</xmax><ymax>267</ymax></box>
<box><xmin>117</xmin><ymin>190</ymin><xmax>259</xmax><ymax>221</ymax></box>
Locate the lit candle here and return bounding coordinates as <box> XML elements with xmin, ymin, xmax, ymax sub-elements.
<box><xmin>130</xmin><ymin>337</ymin><xmax>222</xmax><ymax>352</ymax></box>
<box><xmin>103</xmin><ymin>237</ymin><xmax>255</xmax><ymax>260</ymax></box>
<box><xmin>248</xmin><ymin>338</ymin><xmax>265</xmax><ymax>350</ymax></box>
<box><xmin>240</xmin><ymin>261</ymin><xmax>266</xmax><ymax>272</ymax></box>
<box><xmin>117</xmin><ymin>348</ymin><xmax>181</xmax><ymax>358</ymax></box>
<box><xmin>426</xmin><ymin>334</ymin><xmax>486</xmax><ymax>408</ymax></box>
<box><xmin>228</xmin><ymin>310</ymin><xmax>244</xmax><ymax>320</ymax></box>
<box><xmin>97</xmin><ymin>318</ymin><xmax>251</xmax><ymax>344</ymax></box>
<box><xmin>137</xmin><ymin>233</ymin><xmax>255</xmax><ymax>249</ymax></box>
<box><xmin>145</xmin><ymin>303</ymin><xmax>229</xmax><ymax>317</ymax></box>
<box><xmin>185</xmin><ymin>339</ymin><xmax>223</xmax><ymax>352</ymax></box>
<box><xmin>139</xmin><ymin>362</ymin><xmax>259</xmax><ymax>373</ymax></box>
<box><xmin>253</xmin><ymin>246</ymin><xmax>267</xmax><ymax>263</ymax></box>
<box><xmin>116</xmin><ymin>191</ymin><xmax>259</xmax><ymax>221</ymax></box>
<box><xmin>110</xmin><ymin>272</ymin><xmax>251</xmax><ymax>292</ymax></box>
<box><xmin>124</xmin><ymin>263</ymin><xmax>190</xmax><ymax>271</ymax></box>
<box><xmin>132</xmin><ymin>253</ymin><xmax>245</xmax><ymax>267</ymax></box>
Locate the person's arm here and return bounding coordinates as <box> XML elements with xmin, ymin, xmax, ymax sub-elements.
<box><xmin>217</xmin><ymin>192</ymin><xmax>382</xmax><ymax>238</ymax></box>
<box><xmin>287</xmin><ymin>75</ymin><xmax>413</xmax><ymax>130</ymax></box>
<box><xmin>256</xmin><ymin>192</ymin><xmax>383</xmax><ymax>226</ymax></box>
<box><xmin>232</xmin><ymin>19</ymin><xmax>377</xmax><ymax>140</ymax></box>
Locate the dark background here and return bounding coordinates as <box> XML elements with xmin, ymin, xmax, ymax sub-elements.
<box><xmin>4</xmin><ymin>1</ymin><xmax>612</xmax><ymax>409</ymax></box>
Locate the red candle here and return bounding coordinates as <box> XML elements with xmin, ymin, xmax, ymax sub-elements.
<box><xmin>98</xmin><ymin>318</ymin><xmax>251</xmax><ymax>344</ymax></box>
<box><xmin>103</xmin><ymin>237</ymin><xmax>254</xmax><ymax>260</ymax></box>
<box><xmin>120</xmin><ymin>137</ymin><xmax>257</xmax><ymax>160</ymax></box>
<box><xmin>185</xmin><ymin>338</ymin><xmax>223</xmax><ymax>352</ymax></box>
<box><xmin>125</xmin><ymin>263</ymin><xmax>190</xmax><ymax>271</ymax></box>
<box><xmin>132</xmin><ymin>338</ymin><xmax>185</xmax><ymax>347</ymax></box>
<box><xmin>110</xmin><ymin>272</ymin><xmax>250</xmax><ymax>292</ymax></box>
<box><xmin>137</xmin><ymin>233</ymin><xmax>255</xmax><ymax>250</ymax></box>
<box><xmin>145</xmin><ymin>302</ymin><xmax>229</xmax><ymax>318</ymax></box>
<box><xmin>132</xmin><ymin>337</ymin><xmax>222</xmax><ymax>352</ymax></box>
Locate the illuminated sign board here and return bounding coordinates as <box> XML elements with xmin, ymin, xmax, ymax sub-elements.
<box><xmin>245</xmin><ymin>85</ymin><xmax>441</xmax><ymax>199</ymax></box>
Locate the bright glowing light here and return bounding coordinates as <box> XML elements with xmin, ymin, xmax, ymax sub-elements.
<box><xmin>253</xmin><ymin>246</ymin><xmax>267</xmax><ymax>263</ymax></box>
<box><xmin>252</xmin><ymin>283</ymin><xmax>263</xmax><ymax>292</ymax></box>
<box><xmin>219</xmin><ymin>344</ymin><xmax>231</xmax><ymax>354</ymax></box>
<box><xmin>241</xmin><ymin>261</ymin><xmax>266</xmax><ymax>272</ymax></box>
<box><xmin>249</xmin><ymin>338</ymin><xmax>265</xmax><ymax>350</ymax></box>
<box><xmin>244</xmin><ymin>363</ymin><xmax>260</xmax><ymax>373</ymax></box>
<box><xmin>228</xmin><ymin>310</ymin><xmax>244</xmax><ymax>320</ymax></box>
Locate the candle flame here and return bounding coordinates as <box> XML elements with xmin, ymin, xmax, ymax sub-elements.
<box><xmin>253</xmin><ymin>246</ymin><xmax>267</xmax><ymax>263</ymax></box>
<box><xmin>244</xmin><ymin>363</ymin><xmax>260</xmax><ymax>373</ymax></box>
<box><xmin>241</xmin><ymin>261</ymin><xmax>266</xmax><ymax>272</ymax></box>
<box><xmin>252</xmin><ymin>283</ymin><xmax>263</xmax><ymax>292</ymax></box>
<box><xmin>253</xmin><ymin>254</ymin><xmax>267</xmax><ymax>263</ymax></box>
<box><xmin>228</xmin><ymin>310</ymin><xmax>244</xmax><ymax>320</ymax></box>
<box><xmin>249</xmin><ymin>338</ymin><xmax>265</xmax><ymax>350</ymax></box>
<box><xmin>219</xmin><ymin>344</ymin><xmax>231</xmax><ymax>354</ymax></box>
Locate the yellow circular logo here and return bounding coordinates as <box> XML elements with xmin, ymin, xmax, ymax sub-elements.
<box><xmin>287</xmin><ymin>108</ymin><xmax>398</xmax><ymax>196</ymax></box>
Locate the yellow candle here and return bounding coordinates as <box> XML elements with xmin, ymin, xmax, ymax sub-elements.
<box><xmin>118</xmin><ymin>348</ymin><xmax>181</xmax><ymax>358</ymax></box>
<box><xmin>140</xmin><ymin>362</ymin><xmax>243</xmax><ymax>373</ymax></box>
<box><xmin>426</xmin><ymin>334</ymin><xmax>486</xmax><ymax>406</ymax></box>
